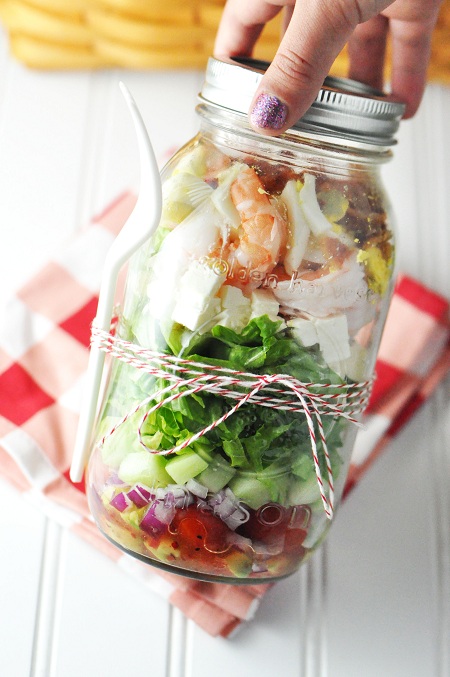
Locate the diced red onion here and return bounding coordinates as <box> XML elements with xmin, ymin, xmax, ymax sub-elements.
<box><xmin>173</xmin><ymin>485</ymin><xmax>194</xmax><ymax>508</ymax></box>
<box><xmin>110</xmin><ymin>492</ymin><xmax>131</xmax><ymax>513</ymax></box>
<box><xmin>158</xmin><ymin>484</ymin><xmax>194</xmax><ymax>509</ymax></box>
<box><xmin>213</xmin><ymin>496</ymin><xmax>236</xmax><ymax>519</ymax></box>
<box><xmin>185</xmin><ymin>478</ymin><xmax>208</xmax><ymax>499</ymax></box>
<box><xmin>196</xmin><ymin>498</ymin><xmax>212</xmax><ymax>513</ymax></box>
<box><xmin>208</xmin><ymin>488</ymin><xmax>250</xmax><ymax>529</ymax></box>
<box><xmin>177</xmin><ymin>493</ymin><xmax>194</xmax><ymax>509</ymax></box>
<box><xmin>140</xmin><ymin>499</ymin><xmax>176</xmax><ymax>535</ymax></box>
<box><xmin>208</xmin><ymin>489</ymin><xmax>226</xmax><ymax>507</ymax></box>
<box><xmin>223</xmin><ymin>507</ymin><xmax>250</xmax><ymax>531</ymax></box>
<box><xmin>163</xmin><ymin>491</ymin><xmax>175</xmax><ymax>507</ymax></box>
<box><xmin>127</xmin><ymin>484</ymin><xmax>154</xmax><ymax>508</ymax></box>
<box><xmin>136</xmin><ymin>484</ymin><xmax>155</xmax><ymax>501</ymax></box>
<box><xmin>154</xmin><ymin>499</ymin><xmax>176</xmax><ymax>524</ymax></box>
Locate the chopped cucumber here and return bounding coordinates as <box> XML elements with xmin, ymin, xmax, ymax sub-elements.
<box><xmin>228</xmin><ymin>475</ymin><xmax>271</xmax><ymax>510</ymax></box>
<box><xmin>165</xmin><ymin>450</ymin><xmax>209</xmax><ymax>485</ymax></box>
<box><xmin>100</xmin><ymin>417</ymin><xmax>140</xmax><ymax>469</ymax></box>
<box><xmin>256</xmin><ymin>462</ymin><xmax>291</xmax><ymax>505</ymax></box>
<box><xmin>197</xmin><ymin>454</ymin><xmax>236</xmax><ymax>493</ymax></box>
<box><xmin>289</xmin><ymin>455</ymin><xmax>322</xmax><ymax>504</ymax></box>
<box><xmin>288</xmin><ymin>475</ymin><xmax>321</xmax><ymax>505</ymax></box>
<box><xmin>118</xmin><ymin>451</ymin><xmax>172</xmax><ymax>487</ymax></box>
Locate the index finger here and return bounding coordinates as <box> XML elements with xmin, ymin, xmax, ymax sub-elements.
<box><xmin>247</xmin><ymin>0</ymin><xmax>361</xmax><ymax>134</ymax></box>
<box><xmin>388</xmin><ymin>16</ymin><xmax>435</xmax><ymax>118</ymax></box>
<box><xmin>215</xmin><ymin>0</ymin><xmax>366</xmax><ymax>135</ymax></box>
<box><xmin>214</xmin><ymin>0</ymin><xmax>287</xmax><ymax>58</ymax></box>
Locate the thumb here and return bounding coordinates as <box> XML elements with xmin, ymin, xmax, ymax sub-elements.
<box><xmin>249</xmin><ymin>1</ymin><xmax>366</xmax><ymax>135</ymax></box>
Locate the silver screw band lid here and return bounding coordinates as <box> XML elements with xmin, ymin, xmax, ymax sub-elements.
<box><xmin>199</xmin><ymin>57</ymin><xmax>405</xmax><ymax>147</ymax></box>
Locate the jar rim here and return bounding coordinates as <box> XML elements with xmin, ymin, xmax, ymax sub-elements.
<box><xmin>199</xmin><ymin>57</ymin><xmax>405</xmax><ymax>148</ymax></box>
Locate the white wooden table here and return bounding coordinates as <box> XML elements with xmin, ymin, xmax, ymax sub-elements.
<box><xmin>0</xmin><ymin>28</ymin><xmax>449</xmax><ymax>677</ymax></box>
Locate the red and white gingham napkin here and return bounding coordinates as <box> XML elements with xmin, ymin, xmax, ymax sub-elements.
<box><xmin>0</xmin><ymin>193</ymin><xmax>448</xmax><ymax>638</ymax></box>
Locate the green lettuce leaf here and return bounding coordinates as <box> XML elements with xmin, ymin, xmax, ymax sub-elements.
<box><xmin>98</xmin><ymin>313</ymin><xmax>348</xmax><ymax>505</ymax></box>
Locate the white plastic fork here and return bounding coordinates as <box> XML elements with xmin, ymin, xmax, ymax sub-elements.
<box><xmin>70</xmin><ymin>82</ymin><xmax>162</xmax><ymax>483</ymax></box>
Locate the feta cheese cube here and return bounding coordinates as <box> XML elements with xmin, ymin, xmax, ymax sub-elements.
<box><xmin>220</xmin><ymin>285</ymin><xmax>250</xmax><ymax>311</ymax></box>
<box><xmin>171</xmin><ymin>260</ymin><xmax>225</xmax><ymax>331</ymax></box>
<box><xmin>314</xmin><ymin>314</ymin><xmax>351</xmax><ymax>364</ymax></box>
<box><xmin>180</xmin><ymin>260</ymin><xmax>226</xmax><ymax>297</ymax></box>
<box><xmin>287</xmin><ymin>317</ymin><xmax>319</xmax><ymax>347</ymax></box>
<box><xmin>216</xmin><ymin>285</ymin><xmax>251</xmax><ymax>332</ymax></box>
<box><xmin>217</xmin><ymin>308</ymin><xmax>247</xmax><ymax>332</ymax></box>
<box><xmin>173</xmin><ymin>298</ymin><xmax>221</xmax><ymax>333</ymax></box>
<box><xmin>288</xmin><ymin>313</ymin><xmax>351</xmax><ymax>366</ymax></box>
<box><xmin>250</xmin><ymin>289</ymin><xmax>280</xmax><ymax>321</ymax></box>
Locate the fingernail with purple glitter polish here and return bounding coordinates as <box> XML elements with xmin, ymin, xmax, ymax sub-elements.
<box><xmin>250</xmin><ymin>93</ymin><xmax>288</xmax><ymax>130</ymax></box>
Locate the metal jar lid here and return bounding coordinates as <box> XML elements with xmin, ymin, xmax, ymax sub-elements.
<box><xmin>199</xmin><ymin>57</ymin><xmax>405</xmax><ymax>147</ymax></box>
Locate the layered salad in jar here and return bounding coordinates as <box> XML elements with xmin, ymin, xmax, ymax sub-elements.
<box><xmin>87</xmin><ymin>137</ymin><xmax>394</xmax><ymax>582</ymax></box>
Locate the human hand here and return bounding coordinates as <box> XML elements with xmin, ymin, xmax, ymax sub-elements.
<box><xmin>214</xmin><ymin>0</ymin><xmax>443</xmax><ymax>134</ymax></box>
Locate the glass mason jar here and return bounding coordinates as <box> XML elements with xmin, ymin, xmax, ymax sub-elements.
<box><xmin>86</xmin><ymin>58</ymin><xmax>404</xmax><ymax>583</ymax></box>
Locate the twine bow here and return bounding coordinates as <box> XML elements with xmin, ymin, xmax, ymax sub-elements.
<box><xmin>92</xmin><ymin>326</ymin><xmax>373</xmax><ymax>520</ymax></box>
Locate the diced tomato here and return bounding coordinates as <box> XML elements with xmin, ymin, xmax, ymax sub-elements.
<box><xmin>283</xmin><ymin>529</ymin><xmax>307</xmax><ymax>556</ymax></box>
<box><xmin>238</xmin><ymin>503</ymin><xmax>310</xmax><ymax>557</ymax></box>
<box><xmin>238</xmin><ymin>503</ymin><xmax>292</xmax><ymax>546</ymax></box>
<box><xmin>169</xmin><ymin>505</ymin><xmax>231</xmax><ymax>557</ymax></box>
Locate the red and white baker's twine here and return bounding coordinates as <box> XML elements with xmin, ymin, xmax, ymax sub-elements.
<box><xmin>92</xmin><ymin>326</ymin><xmax>373</xmax><ymax>520</ymax></box>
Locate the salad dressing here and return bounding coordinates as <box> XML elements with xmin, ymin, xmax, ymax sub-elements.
<box><xmin>86</xmin><ymin>58</ymin><xmax>404</xmax><ymax>583</ymax></box>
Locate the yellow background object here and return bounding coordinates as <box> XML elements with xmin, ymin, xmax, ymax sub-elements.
<box><xmin>0</xmin><ymin>0</ymin><xmax>449</xmax><ymax>83</ymax></box>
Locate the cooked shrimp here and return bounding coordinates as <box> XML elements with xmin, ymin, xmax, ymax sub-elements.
<box><xmin>273</xmin><ymin>251</ymin><xmax>374</xmax><ymax>334</ymax></box>
<box><xmin>226</xmin><ymin>165</ymin><xmax>287</xmax><ymax>279</ymax></box>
